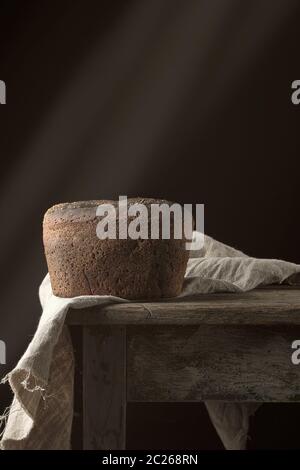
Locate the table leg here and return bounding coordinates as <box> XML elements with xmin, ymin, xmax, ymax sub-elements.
<box><xmin>82</xmin><ymin>325</ymin><xmax>127</xmax><ymax>449</ymax></box>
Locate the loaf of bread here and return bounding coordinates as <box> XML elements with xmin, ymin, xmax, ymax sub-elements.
<box><xmin>43</xmin><ymin>198</ymin><xmax>189</xmax><ymax>299</ymax></box>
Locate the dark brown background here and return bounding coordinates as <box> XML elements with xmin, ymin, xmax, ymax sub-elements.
<box><xmin>0</xmin><ymin>0</ymin><xmax>299</xmax><ymax>449</ymax></box>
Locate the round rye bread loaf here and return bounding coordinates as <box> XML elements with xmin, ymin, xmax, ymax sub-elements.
<box><xmin>43</xmin><ymin>198</ymin><xmax>189</xmax><ymax>299</ymax></box>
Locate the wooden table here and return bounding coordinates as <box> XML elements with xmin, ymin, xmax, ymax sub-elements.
<box><xmin>66</xmin><ymin>286</ymin><xmax>300</xmax><ymax>450</ymax></box>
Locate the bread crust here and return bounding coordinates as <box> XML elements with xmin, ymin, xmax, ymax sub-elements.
<box><xmin>43</xmin><ymin>198</ymin><xmax>189</xmax><ymax>299</ymax></box>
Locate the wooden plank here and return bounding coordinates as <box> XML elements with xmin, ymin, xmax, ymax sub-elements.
<box><xmin>127</xmin><ymin>325</ymin><xmax>300</xmax><ymax>402</ymax></box>
<box><xmin>83</xmin><ymin>326</ymin><xmax>126</xmax><ymax>449</ymax></box>
<box><xmin>66</xmin><ymin>287</ymin><xmax>300</xmax><ymax>326</ymax></box>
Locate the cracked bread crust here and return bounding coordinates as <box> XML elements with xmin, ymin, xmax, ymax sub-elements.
<box><xmin>43</xmin><ymin>198</ymin><xmax>189</xmax><ymax>299</ymax></box>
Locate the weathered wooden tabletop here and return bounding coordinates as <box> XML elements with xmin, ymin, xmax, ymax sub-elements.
<box><xmin>66</xmin><ymin>286</ymin><xmax>300</xmax><ymax>325</ymax></box>
<box><xmin>67</xmin><ymin>285</ymin><xmax>300</xmax><ymax>449</ymax></box>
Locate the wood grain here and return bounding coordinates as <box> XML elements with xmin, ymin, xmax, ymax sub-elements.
<box><xmin>83</xmin><ymin>326</ymin><xmax>126</xmax><ymax>449</ymax></box>
<box><xmin>127</xmin><ymin>325</ymin><xmax>300</xmax><ymax>402</ymax></box>
<box><xmin>67</xmin><ymin>287</ymin><xmax>300</xmax><ymax>326</ymax></box>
